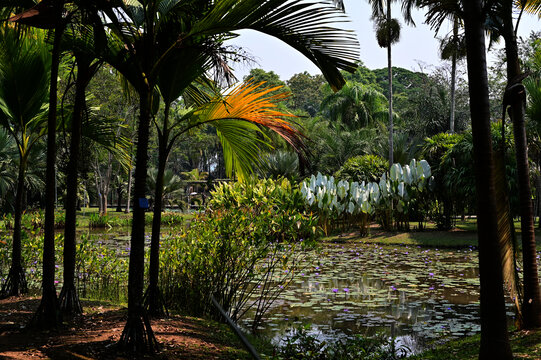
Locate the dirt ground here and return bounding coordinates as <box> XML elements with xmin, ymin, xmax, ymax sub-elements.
<box><xmin>0</xmin><ymin>296</ymin><xmax>249</xmax><ymax>360</ymax></box>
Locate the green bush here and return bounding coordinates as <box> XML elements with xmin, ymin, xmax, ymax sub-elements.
<box><xmin>88</xmin><ymin>213</ymin><xmax>111</xmax><ymax>228</ymax></box>
<box><xmin>277</xmin><ymin>326</ymin><xmax>409</xmax><ymax>360</ymax></box>
<box><xmin>76</xmin><ymin>233</ymin><xmax>129</xmax><ymax>301</ymax></box>
<box><xmin>334</xmin><ymin>155</ymin><xmax>389</xmax><ymax>183</ymax></box>
<box><xmin>159</xmin><ymin>209</ymin><xmax>309</xmax><ymax>330</ymax></box>
<box><xmin>160</xmin><ymin>178</ymin><xmax>320</xmax><ymax>330</ymax></box>
<box><xmin>0</xmin><ymin>231</ymin><xmax>129</xmax><ymax>300</ymax></box>
<box><xmin>209</xmin><ymin>178</ymin><xmax>320</xmax><ymax>243</ymax></box>
<box><xmin>144</xmin><ymin>211</ymin><xmax>185</xmax><ymax>226</ymax></box>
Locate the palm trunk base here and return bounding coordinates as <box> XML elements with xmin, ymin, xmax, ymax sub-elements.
<box><xmin>118</xmin><ymin>306</ymin><xmax>159</xmax><ymax>354</ymax></box>
<box><xmin>143</xmin><ymin>285</ymin><xmax>169</xmax><ymax>319</ymax></box>
<box><xmin>59</xmin><ymin>282</ymin><xmax>83</xmax><ymax>319</ymax></box>
<box><xmin>28</xmin><ymin>286</ymin><xmax>60</xmax><ymax>329</ymax></box>
<box><xmin>0</xmin><ymin>264</ymin><xmax>28</xmax><ymax>298</ymax></box>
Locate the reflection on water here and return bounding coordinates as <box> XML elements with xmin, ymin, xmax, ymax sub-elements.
<box><xmin>241</xmin><ymin>242</ymin><xmax>521</xmax><ymax>354</ymax></box>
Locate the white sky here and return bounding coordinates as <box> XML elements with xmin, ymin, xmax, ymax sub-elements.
<box><xmin>226</xmin><ymin>1</ymin><xmax>541</xmax><ymax>81</ymax></box>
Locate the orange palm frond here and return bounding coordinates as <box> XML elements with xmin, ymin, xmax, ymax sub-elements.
<box><xmin>190</xmin><ymin>80</ymin><xmax>308</xmax><ymax>178</ymax></box>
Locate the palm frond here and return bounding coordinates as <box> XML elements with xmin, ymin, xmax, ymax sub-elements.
<box><xmin>185</xmin><ymin>81</ymin><xmax>307</xmax><ymax>179</ymax></box>
<box><xmin>0</xmin><ymin>26</ymin><xmax>50</xmax><ymax>129</ymax></box>
<box><xmin>189</xmin><ymin>0</ymin><xmax>359</xmax><ymax>91</ymax></box>
<box><xmin>521</xmin><ymin>0</ymin><xmax>541</xmax><ymax>16</ymax></box>
<box><xmin>215</xmin><ymin>120</ymin><xmax>270</xmax><ymax>179</ymax></box>
<box><xmin>494</xmin><ymin>144</ymin><xmax>523</xmax><ymax>323</ymax></box>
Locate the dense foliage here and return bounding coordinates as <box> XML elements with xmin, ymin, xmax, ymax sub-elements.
<box><xmin>302</xmin><ymin>160</ymin><xmax>433</xmax><ymax>233</ymax></box>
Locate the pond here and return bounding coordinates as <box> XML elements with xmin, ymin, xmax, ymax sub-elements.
<box><xmin>67</xmin><ymin>228</ymin><xmax>527</xmax><ymax>354</ymax></box>
<box><xmin>241</xmin><ymin>241</ymin><xmax>520</xmax><ymax>354</ymax></box>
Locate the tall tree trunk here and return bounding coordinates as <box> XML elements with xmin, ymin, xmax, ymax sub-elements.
<box><xmin>59</xmin><ymin>56</ymin><xmax>92</xmax><ymax>319</ymax></box>
<box><xmin>387</xmin><ymin>0</ymin><xmax>393</xmax><ymax>166</ymax></box>
<box><xmin>2</xmin><ymin>158</ymin><xmax>28</xmax><ymax>297</ymax></box>
<box><xmin>125</xmin><ymin>156</ymin><xmax>133</xmax><ymax>213</ymax></box>
<box><xmin>119</xmin><ymin>88</ymin><xmax>158</xmax><ymax>352</ymax></box>
<box><xmin>103</xmin><ymin>192</ymin><xmax>108</xmax><ymax>214</ymax></box>
<box><xmin>537</xmin><ymin>172</ymin><xmax>541</xmax><ymax>229</ymax></box>
<box><xmin>145</xmin><ymin>104</ymin><xmax>170</xmax><ymax>317</ymax></box>
<box><xmin>116</xmin><ymin>183</ymin><xmax>123</xmax><ymax>212</ymax></box>
<box><xmin>461</xmin><ymin>0</ymin><xmax>513</xmax><ymax>358</ymax></box>
<box><xmin>30</xmin><ymin>16</ymin><xmax>63</xmax><ymax>329</ymax></box>
<box><xmin>502</xmin><ymin>1</ymin><xmax>541</xmax><ymax>329</ymax></box>
<box><xmin>449</xmin><ymin>17</ymin><xmax>458</xmax><ymax>133</ymax></box>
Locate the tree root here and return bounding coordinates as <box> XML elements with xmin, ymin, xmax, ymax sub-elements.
<box><xmin>0</xmin><ymin>264</ymin><xmax>28</xmax><ymax>298</ymax></box>
<box><xmin>27</xmin><ymin>288</ymin><xmax>61</xmax><ymax>330</ymax></box>
<box><xmin>143</xmin><ymin>285</ymin><xmax>169</xmax><ymax>319</ymax></box>
<box><xmin>59</xmin><ymin>282</ymin><xmax>82</xmax><ymax>319</ymax></box>
<box><xmin>118</xmin><ymin>306</ymin><xmax>160</xmax><ymax>354</ymax></box>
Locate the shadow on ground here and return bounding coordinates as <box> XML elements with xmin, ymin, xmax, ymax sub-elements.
<box><xmin>0</xmin><ymin>296</ymin><xmax>246</xmax><ymax>359</ymax></box>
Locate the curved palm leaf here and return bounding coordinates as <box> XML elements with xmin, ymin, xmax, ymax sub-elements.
<box><xmin>184</xmin><ymin>81</ymin><xmax>306</xmax><ymax>179</ymax></box>
<box><xmin>0</xmin><ymin>128</ymin><xmax>17</xmax><ymax>198</ymax></box>
<box><xmin>520</xmin><ymin>0</ymin><xmax>541</xmax><ymax>16</ymax></box>
<box><xmin>187</xmin><ymin>0</ymin><xmax>359</xmax><ymax>91</ymax></box>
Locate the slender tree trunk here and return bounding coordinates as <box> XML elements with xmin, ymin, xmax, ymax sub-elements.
<box><xmin>103</xmin><ymin>193</ymin><xmax>108</xmax><ymax>214</ymax></box>
<box><xmin>116</xmin><ymin>184</ymin><xmax>123</xmax><ymax>212</ymax></box>
<box><xmin>449</xmin><ymin>18</ymin><xmax>458</xmax><ymax>133</ymax></box>
<box><xmin>502</xmin><ymin>1</ymin><xmax>541</xmax><ymax>329</ymax></box>
<box><xmin>125</xmin><ymin>156</ymin><xmax>133</xmax><ymax>213</ymax></box>
<box><xmin>537</xmin><ymin>172</ymin><xmax>541</xmax><ymax>229</ymax></box>
<box><xmin>59</xmin><ymin>56</ymin><xmax>92</xmax><ymax>318</ymax></box>
<box><xmin>2</xmin><ymin>158</ymin><xmax>28</xmax><ymax>297</ymax></box>
<box><xmin>30</xmin><ymin>16</ymin><xmax>63</xmax><ymax>329</ymax></box>
<box><xmin>102</xmin><ymin>153</ymin><xmax>113</xmax><ymax>215</ymax></box>
<box><xmin>145</xmin><ymin>104</ymin><xmax>169</xmax><ymax>317</ymax></box>
<box><xmin>119</xmin><ymin>88</ymin><xmax>158</xmax><ymax>352</ymax></box>
<box><xmin>461</xmin><ymin>1</ymin><xmax>513</xmax><ymax>358</ymax></box>
<box><xmin>387</xmin><ymin>0</ymin><xmax>393</xmax><ymax>166</ymax></box>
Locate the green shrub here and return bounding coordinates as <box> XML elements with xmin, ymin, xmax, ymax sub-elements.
<box><xmin>209</xmin><ymin>178</ymin><xmax>320</xmax><ymax>243</ymax></box>
<box><xmin>160</xmin><ymin>211</ymin><xmax>185</xmax><ymax>226</ymax></box>
<box><xmin>277</xmin><ymin>326</ymin><xmax>409</xmax><ymax>360</ymax></box>
<box><xmin>159</xmin><ymin>209</ymin><xmax>308</xmax><ymax>331</ymax></box>
<box><xmin>54</xmin><ymin>210</ymin><xmax>66</xmax><ymax>229</ymax></box>
<box><xmin>160</xmin><ymin>178</ymin><xmax>320</xmax><ymax>330</ymax></box>
<box><xmin>88</xmin><ymin>213</ymin><xmax>111</xmax><ymax>228</ymax></box>
<box><xmin>75</xmin><ymin>233</ymin><xmax>129</xmax><ymax>301</ymax></box>
<box><xmin>334</xmin><ymin>155</ymin><xmax>389</xmax><ymax>183</ymax></box>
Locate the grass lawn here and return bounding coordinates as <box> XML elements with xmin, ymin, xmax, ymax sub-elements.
<box><xmin>0</xmin><ymin>207</ymin><xmax>196</xmax><ymax>230</ymax></box>
<box><xmin>325</xmin><ymin>218</ymin><xmax>541</xmax><ymax>251</ymax></box>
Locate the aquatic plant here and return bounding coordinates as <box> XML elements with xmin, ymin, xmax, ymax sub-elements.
<box><xmin>88</xmin><ymin>213</ymin><xmax>111</xmax><ymax>229</ymax></box>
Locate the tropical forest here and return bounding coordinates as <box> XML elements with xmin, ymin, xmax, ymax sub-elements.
<box><xmin>0</xmin><ymin>0</ymin><xmax>541</xmax><ymax>359</ymax></box>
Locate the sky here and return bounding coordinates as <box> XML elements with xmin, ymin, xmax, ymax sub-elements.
<box><xmin>225</xmin><ymin>1</ymin><xmax>541</xmax><ymax>82</ymax></box>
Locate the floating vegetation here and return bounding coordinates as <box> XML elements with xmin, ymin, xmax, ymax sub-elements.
<box><xmin>241</xmin><ymin>242</ymin><xmax>521</xmax><ymax>353</ymax></box>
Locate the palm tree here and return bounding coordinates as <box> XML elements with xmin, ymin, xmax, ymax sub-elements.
<box><xmin>10</xmin><ymin>0</ymin><xmax>69</xmax><ymax>329</ymax></box>
<box><xmin>421</xmin><ymin>0</ymin><xmax>465</xmax><ymax>133</ymax></box>
<box><xmin>145</xmin><ymin>80</ymin><xmax>307</xmax><ymax>317</ymax></box>
<box><xmin>334</xmin><ymin>0</ymin><xmax>418</xmax><ymax>164</ymax></box>
<box><xmin>0</xmin><ymin>26</ymin><xmax>50</xmax><ymax>298</ymax></box>
<box><xmin>58</xmin><ymin>19</ymin><xmax>104</xmax><ymax>318</ymax></box>
<box><xmin>438</xmin><ymin>17</ymin><xmax>466</xmax><ymax>133</ymax></box>
<box><xmin>98</xmin><ymin>0</ymin><xmax>358</xmax><ymax>352</ymax></box>
<box><xmin>460</xmin><ymin>0</ymin><xmax>513</xmax><ymax>357</ymax></box>
<box><xmin>487</xmin><ymin>0</ymin><xmax>541</xmax><ymax>329</ymax></box>
<box><xmin>320</xmin><ymin>81</ymin><xmax>387</xmax><ymax>129</ymax></box>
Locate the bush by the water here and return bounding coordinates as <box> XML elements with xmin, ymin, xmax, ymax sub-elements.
<box><xmin>159</xmin><ymin>178</ymin><xmax>320</xmax><ymax>330</ymax></box>
<box><xmin>276</xmin><ymin>326</ymin><xmax>409</xmax><ymax>359</ymax></box>
<box><xmin>210</xmin><ymin>177</ymin><xmax>320</xmax><ymax>242</ymax></box>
